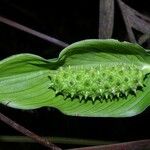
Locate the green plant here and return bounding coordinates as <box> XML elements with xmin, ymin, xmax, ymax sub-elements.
<box><xmin>0</xmin><ymin>39</ymin><xmax>150</xmax><ymax>117</ymax></box>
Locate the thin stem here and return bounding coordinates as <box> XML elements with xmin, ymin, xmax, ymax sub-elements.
<box><xmin>0</xmin><ymin>15</ymin><xmax>69</xmax><ymax>48</ymax></box>
<box><xmin>99</xmin><ymin>0</ymin><xmax>114</xmax><ymax>39</ymax></box>
<box><xmin>0</xmin><ymin>136</ymin><xmax>115</xmax><ymax>146</ymax></box>
<box><xmin>0</xmin><ymin>112</ymin><xmax>62</xmax><ymax>150</ymax></box>
<box><xmin>138</xmin><ymin>34</ymin><xmax>150</xmax><ymax>45</ymax></box>
<box><xmin>67</xmin><ymin>139</ymin><xmax>150</xmax><ymax>150</ymax></box>
<box><xmin>117</xmin><ymin>0</ymin><xmax>136</xmax><ymax>43</ymax></box>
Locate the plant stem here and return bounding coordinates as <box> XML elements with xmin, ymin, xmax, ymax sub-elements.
<box><xmin>0</xmin><ymin>136</ymin><xmax>115</xmax><ymax>146</ymax></box>
<box><xmin>67</xmin><ymin>139</ymin><xmax>150</xmax><ymax>150</ymax></box>
<box><xmin>0</xmin><ymin>15</ymin><xmax>68</xmax><ymax>48</ymax></box>
<box><xmin>0</xmin><ymin>112</ymin><xmax>61</xmax><ymax>150</ymax></box>
<box><xmin>99</xmin><ymin>0</ymin><xmax>114</xmax><ymax>39</ymax></box>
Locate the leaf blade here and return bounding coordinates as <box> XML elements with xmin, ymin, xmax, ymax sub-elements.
<box><xmin>1</xmin><ymin>40</ymin><xmax>150</xmax><ymax>117</ymax></box>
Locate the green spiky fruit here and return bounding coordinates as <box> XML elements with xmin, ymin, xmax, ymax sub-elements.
<box><xmin>49</xmin><ymin>63</ymin><xmax>146</xmax><ymax>101</ymax></box>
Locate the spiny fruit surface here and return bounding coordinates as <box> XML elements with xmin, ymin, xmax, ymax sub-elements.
<box><xmin>49</xmin><ymin>63</ymin><xmax>145</xmax><ymax>101</ymax></box>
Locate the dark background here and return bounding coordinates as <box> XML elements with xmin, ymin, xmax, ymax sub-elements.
<box><xmin>0</xmin><ymin>0</ymin><xmax>150</xmax><ymax>149</ymax></box>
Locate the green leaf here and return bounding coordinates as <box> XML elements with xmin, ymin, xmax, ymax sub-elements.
<box><xmin>1</xmin><ymin>39</ymin><xmax>150</xmax><ymax>117</ymax></box>
<box><xmin>0</xmin><ymin>54</ymin><xmax>54</xmax><ymax>109</ymax></box>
